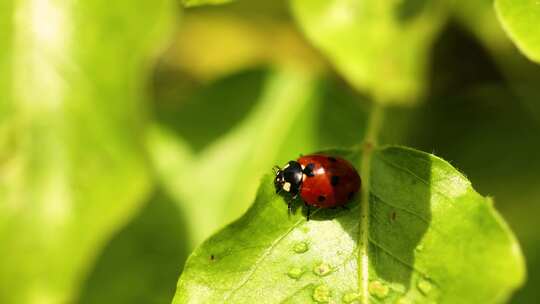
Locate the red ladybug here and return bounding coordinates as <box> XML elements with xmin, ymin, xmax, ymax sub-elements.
<box><xmin>274</xmin><ymin>154</ymin><xmax>361</xmax><ymax>219</ymax></box>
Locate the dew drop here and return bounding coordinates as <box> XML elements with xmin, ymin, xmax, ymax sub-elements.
<box><xmin>287</xmin><ymin>267</ymin><xmax>304</xmax><ymax>280</ymax></box>
<box><xmin>342</xmin><ymin>292</ymin><xmax>360</xmax><ymax>303</ymax></box>
<box><xmin>417</xmin><ymin>279</ymin><xmax>432</xmax><ymax>295</ymax></box>
<box><xmin>312</xmin><ymin>284</ymin><xmax>332</xmax><ymax>303</ymax></box>
<box><xmin>416</xmin><ymin>244</ymin><xmax>424</xmax><ymax>252</ymax></box>
<box><xmin>368</xmin><ymin>280</ymin><xmax>389</xmax><ymax>299</ymax></box>
<box><xmin>313</xmin><ymin>262</ymin><xmax>332</xmax><ymax>276</ymax></box>
<box><xmin>301</xmin><ymin>225</ymin><xmax>310</xmax><ymax>233</ymax></box>
<box><xmin>293</xmin><ymin>241</ymin><xmax>309</xmax><ymax>254</ymax></box>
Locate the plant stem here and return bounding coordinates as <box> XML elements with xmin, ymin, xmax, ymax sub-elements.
<box><xmin>358</xmin><ymin>101</ymin><xmax>384</xmax><ymax>303</ymax></box>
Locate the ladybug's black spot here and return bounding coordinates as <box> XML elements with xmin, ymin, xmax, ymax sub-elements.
<box><xmin>304</xmin><ymin>163</ymin><xmax>316</xmax><ymax>177</ymax></box>
<box><xmin>318</xmin><ymin>195</ymin><xmax>326</xmax><ymax>202</ymax></box>
<box><xmin>331</xmin><ymin>175</ymin><xmax>340</xmax><ymax>186</ymax></box>
<box><xmin>328</xmin><ymin>157</ymin><xmax>337</xmax><ymax>162</ymax></box>
<box><xmin>347</xmin><ymin>192</ymin><xmax>355</xmax><ymax>200</ymax></box>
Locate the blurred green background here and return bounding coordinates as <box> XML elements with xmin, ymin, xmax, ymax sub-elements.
<box><xmin>1</xmin><ymin>0</ymin><xmax>539</xmax><ymax>303</ymax></box>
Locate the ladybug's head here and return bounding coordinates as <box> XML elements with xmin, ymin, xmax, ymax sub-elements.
<box><xmin>274</xmin><ymin>161</ymin><xmax>303</xmax><ymax>196</ymax></box>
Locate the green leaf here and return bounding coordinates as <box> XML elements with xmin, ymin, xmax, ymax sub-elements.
<box><xmin>290</xmin><ymin>0</ymin><xmax>448</xmax><ymax>104</ymax></box>
<box><xmin>182</xmin><ymin>0</ymin><xmax>233</xmax><ymax>8</ymax></box>
<box><xmin>495</xmin><ymin>0</ymin><xmax>540</xmax><ymax>63</ymax></box>
<box><xmin>0</xmin><ymin>0</ymin><xmax>176</xmax><ymax>303</ymax></box>
<box><xmin>173</xmin><ymin>147</ymin><xmax>525</xmax><ymax>303</ymax></box>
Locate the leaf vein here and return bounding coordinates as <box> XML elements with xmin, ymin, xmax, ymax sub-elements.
<box><xmin>377</xmin><ymin>155</ymin><xmax>454</xmax><ymax>202</ymax></box>
<box><xmin>368</xmin><ymin>237</ymin><xmax>435</xmax><ymax>283</ymax></box>
<box><xmin>222</xmin><ymin>210</ymin><xmax>319</xmax><ymax>301</ymax></box>
<box><xmin>279</xmin><ymin>283</ymin><xmax>314</xmax><ymax>303</ymax></box>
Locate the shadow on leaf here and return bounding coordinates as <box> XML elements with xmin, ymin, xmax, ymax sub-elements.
<box><xmin>367</xmin><ymin>147</ymin><xmax>431</xmax><ymax>292</ymax></box>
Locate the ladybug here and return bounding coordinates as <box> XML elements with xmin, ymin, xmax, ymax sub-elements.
<box><xmin>274</xmin><ymin>154</ymin><xmax>361</xmax><ymax>219</ymax></box>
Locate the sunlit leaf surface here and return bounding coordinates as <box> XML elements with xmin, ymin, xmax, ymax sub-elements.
<box><xmin>495</xmin><ymin>0</ymin><xmax>540</xmax><ymax>63</ymax></box>
<box><xmin>173</xmin><ymin>147</ymin><xmax>525</xmax><ymax>303</ymax></box>
<box><xmin>291</xmin><ymin>0</ymin><xmax>448</xmax><ymax>104</ymax></box>
<box><xmin>0</xmin><ymin>0</ymin><xmax>175</xmax><ymax>303</ymax></box>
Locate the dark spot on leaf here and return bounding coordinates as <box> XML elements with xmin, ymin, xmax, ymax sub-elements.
<box><xmin>391</xmin><ymin>212</ymin><xmax>396</xmax><ymax>221</ymax></box>
<box><xmin>318</xmin><ymin>195</ymin><xmax>326</xmax><ymax>202</ymax></box>
<box><xmin>328</xmin><ymin>157</ymin><xmax>337</xmax><ymax>162</ymax></box>
<box><xmin>210</xmin><ymin>254</ymin><xmax>215</xmax><ymax>261</ymax></box>
<box><xmin>331</xmin><ymin>175</ymin><xmax>340</xmax><ymax>186</ymax></box>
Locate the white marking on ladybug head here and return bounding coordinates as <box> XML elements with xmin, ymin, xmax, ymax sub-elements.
<box><xmin>283</xmin><ymin>182</ymin><xmax>291</xmax><ymax>192</ymax></box>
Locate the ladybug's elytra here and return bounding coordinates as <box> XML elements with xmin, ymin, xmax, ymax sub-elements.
<box><xmin>274</xmin><ymin>154</ymin><xmax>361</xmax><ymax>219</ymax></box>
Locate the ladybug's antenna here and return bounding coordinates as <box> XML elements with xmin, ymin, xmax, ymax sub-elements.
<box><xmin>272</xmin><ymin>165</ymin><xmax>281</xmax><ymax>174</ymax></box>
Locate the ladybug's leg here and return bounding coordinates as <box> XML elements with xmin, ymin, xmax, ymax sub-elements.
<box><xmin>287</xmin><ymin>197</ymin><xmax>294</xmax><ymax>215</ymax></box>
<box><xmin>287</xmin><ymin>193</ymin><xmax>299</xmax><ymax>216</ymax></box>
<box><xmin>304</xmin><ymin>202</ymin><xmax>311</xmax><ymax>221</ymax></box>
<box><xmin>288</xmin><ymin>201</ymin><xmax>292</xmax><ymax>215</ymax></box>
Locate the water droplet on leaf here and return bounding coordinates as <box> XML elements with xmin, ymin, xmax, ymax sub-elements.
<box><xmin>416</xmin><ymin>244</ymin><xmax>424</xmax><ymax>252</ymax></box>
<box><xmin>312</xmin><ymin>284</ymin><xmax>331</xmax><ymax>303</ymax></box>
<box><xmin>368</xmin><ymin>280</ymin><xmax>389</xmax><ymax>299</ymax></box>
<box><xmin>287</xmin><ymin>267</ymin><xmax>304</xmax><ymax>280</ymax></box>
<box><xmin>417</xmin><ymin>279</ymin><xmax>432</xmax><ymax>294</ymax></box>
<box><xmin>313</xmin><ymin>262</ymin><xmax>332</xmax><ymax>276</ymax></box>
<box><xmin>293</xmin><ymin>241</ymin><xmax>309</xmax><ymax>253</ymax></box>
